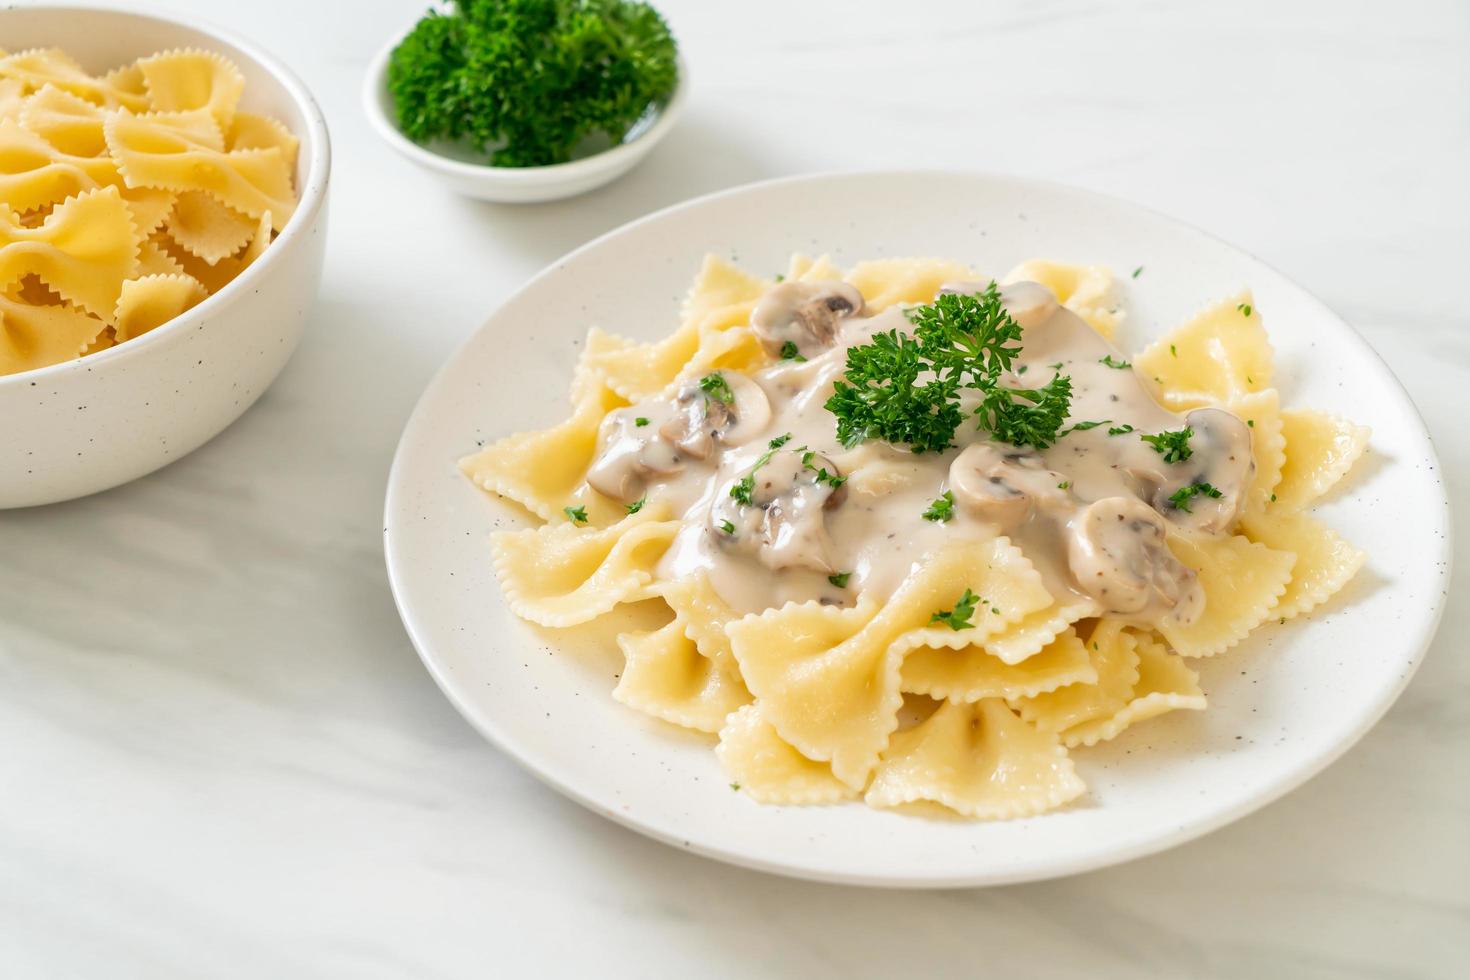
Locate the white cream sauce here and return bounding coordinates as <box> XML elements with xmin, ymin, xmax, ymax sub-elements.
<box><xmin>586</xmin><ymin>281</ymin><xmax>1254</xmax><ymax>627</ymax></box>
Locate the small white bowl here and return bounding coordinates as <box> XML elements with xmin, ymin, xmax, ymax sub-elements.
<box><xmin>0</xmin><ymin>3</ymin><xmax>331</xmax><ymax>509</ymax></box>
<box><xmin>361</xmin><ymin>27</ymin><xmax>687</xmax><ymax>203</ymax></box>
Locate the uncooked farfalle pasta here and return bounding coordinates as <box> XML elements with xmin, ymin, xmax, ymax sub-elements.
<box><xmin>461</xmin><ymin>254</ymin><xmax>1369</xmax><ymax>819</ymax></box>
<box><xmin>0</xmin><ymin>46</ymin><xmax>298</xmax><ymax>376</ymax></box>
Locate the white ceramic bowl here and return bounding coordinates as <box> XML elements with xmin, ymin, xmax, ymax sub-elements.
<box><xmin>385</xmin><ymin>171</ymin><xmax>1451</xmax><ymax>887</ymax></box>
<box><xmin>0</xmin><ymin>3</ymin><xmax>330</xmax><ymax>509</ymax></box>
<box><xmin>362</xmin><ymin>26</ymin><xmax>687</xmax><ymax>203</ymax></box>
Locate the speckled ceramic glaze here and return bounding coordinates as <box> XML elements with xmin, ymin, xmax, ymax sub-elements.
<box><xmin>0</xmin><ymin>4</ymin><xmax>331</xmax><ymax>509</ymax></box>
<box><xmin>384</xmin><ymin>172</ymin><xmax>1451</xmax><ymax>887</ymax></box>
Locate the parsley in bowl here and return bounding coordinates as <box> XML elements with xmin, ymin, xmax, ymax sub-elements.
<box><xmin>363</xmin><ymin>0</ymin><xmax>686</xmax><ymax>202</ymax></box>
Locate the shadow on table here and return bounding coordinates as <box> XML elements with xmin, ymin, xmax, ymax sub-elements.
<box><xmin>452</xmin><ymin>114</ymin><xmax>779</xmax><ymax>269</ymax></box>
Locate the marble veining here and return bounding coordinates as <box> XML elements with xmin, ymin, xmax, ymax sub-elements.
<box><xmin>1</xmin><ymin>0</ymin><xmax>1465</xmax><ymax>976</ymax></box>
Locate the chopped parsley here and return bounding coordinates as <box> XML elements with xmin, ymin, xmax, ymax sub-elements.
<box><xmin>1107</xmin><ymin>423</ymin><xmax>1136</xmax><ymax>436</ymax></box>
<box><xmin>779</xmin><ymin>340</ymin><xmax>806</xmax><ymax>361</ymax></box>
<box><xmin>1167</xmin><ymin>481</ymin><xmax>1223</xmax><ymax>512</ymax></box>
<box><xmin>1169</xmin><ymin>344</ymin><xmax>1177</xmax><ymax>358</ymax></box>
<box><xmin>563</xmin><ymin>505</ymin><xmax>589</xmax><ymax>524</ymax></box>
<box><xmin>922</xmin><ymin>490</ymin><xmax>956</xmax><ymax>522</ymax></box>
<box><xmin>730</xmin><ymin>782</ymin><xmax>741</xmax><ymax>791</ymax></box>
<box><xmin>1057</xmin><ymin>480</ymin><xmax>1071</xmax><ymax>490</ymax></box>
<box><xmin>634</xmin><ymin>416</ymin><xmax>650</xmax><ymax>427</ymax></box>
<box><xmin>1132</xmin><ymin>266</ymin><xmax>1144</xmax><ymax>279</ymax></box>
<box><xmin>1060</xmin><ymin>419</ymin><xmax>1111</xmax><ymax>437</ymax></box>
<box><xmin>698</xmin><ymin>372</ymin><xmax>733</xmax><ymax>404</ymax></box>
<box><xmin>800</xmin><ymin>450</ymin><xmax>846</xmax><ymax>488</ymax></box>
<box><xmin>718</xmin><ymin>519</ymin><xmax>735</xmax><ymax>534</ymax></box>
<box><xmin>828</xmin><ymin>571</ymin><xmax>852</xmax><ymax>588</ymax></box>
<box><xmin>729</xmin><ymin>475</ymin><xmax>755</xmax><ymax>506</ymax></box>
<box><xmin>774</xmin><ymin>273</ymin><xmax>785</xmax><ymax>282</ymax></box>
<box><xmin>1098</xmin><ymin>354</ymin><xmax>1131</xmax><ymax>369</ymax></box>
<box><xmin>1237</xmin><ymin>303</ymin><xmax>1253</xmax><ymax>317</ymax></box>
<box><xmin>625</xmin><ymin>497</ymin><xmax>646</xmax><ymax>515</ymax></box>
<box><xmin>729</xmin><ymin>438</ymin><xmax>794</xmax><ymax>506</ymax></box>
<box><xmin>1247</xmin><ymin>419</ymin><xmax>1255</xmax><ymax>428</ymax></box>
<box><xmin>1141</xmin><ymin>426</ymin><xmax>1194</xmax><ymax>463</ymax></box>
<box><xmin>930</xmin><ymin>589</ymin><xmax>980</xmax><ymax>630</ymax></box>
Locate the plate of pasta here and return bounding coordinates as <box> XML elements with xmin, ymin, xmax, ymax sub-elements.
<box><xmin>384</xmin><ymin>172</ymin><xmax>1450</xmax><ymax>886</ymax></box>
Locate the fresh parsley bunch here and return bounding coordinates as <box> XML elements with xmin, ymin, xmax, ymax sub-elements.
<box><xmin>388</xmin><ymin>0</ymin><xmax>679</xmax><ymax>167</ymax></box>
<box><xmin>826</xmin><ymin>285</ymin><xmax>1075</xmax><ymax>452</ymax></box>
<box><xmin>825</xmin><ymin>329</ymin><xmax>964</xmax><ymax>454</ymax></box>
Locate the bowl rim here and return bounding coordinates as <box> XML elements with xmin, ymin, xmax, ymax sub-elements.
<box><xmin>0</xmin><ymin>1</ymin><xmax>333</xmax><ymax>391</ymax></box>
<box><xmin>359</xmin><ymin>18</ymin><xmax>689</xmax><ymax>184</ymax></box>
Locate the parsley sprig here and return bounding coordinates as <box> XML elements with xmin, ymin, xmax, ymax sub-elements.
<box><xmin>825</xmin><ymin>285</ymin><xmax>1076</xmax><ymax>452</ymax></box>
<box><xmin>978</xmin><ymin>374</ymin><xmax>1074</xmax><ymax>450</ymax></box>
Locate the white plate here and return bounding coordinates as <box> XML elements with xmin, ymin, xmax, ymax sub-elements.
<box><xmin>384</xmin><ymin>172</ymin><xmax>1451</xmax><ymax>887</ymax></box>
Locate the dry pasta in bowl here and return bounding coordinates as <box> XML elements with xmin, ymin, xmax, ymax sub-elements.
<box><xmin>0</xmin><ymin>46</ymin><xmax>298</xmax><ymax>376</ymax></box>
<box><xmin>459</xmin><ymin>253</ymin><xmax>1370</xmax><ymax>820</ymax></box>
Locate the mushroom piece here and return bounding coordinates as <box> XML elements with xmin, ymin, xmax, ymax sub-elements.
<box><xmin>948</xmin><ymin>443</ymin><xmax>1071</xmax><ymax>532</ymax></box>
<box><xmin>586</xmin><ymin>410</ymin><xmax>685</xmax><ymax>503</ymax></box>
<box><xmin>709</xmin><ymin>449</ymin><xmax>847</xmax><ymax>574</ymax></box>
<box><xmin>939</xmin><ymin>279</ymin><xmax>1059</xmax><ymax>332</ymax></box>
<box><xmin>1065</xmin><ymin>496</ymin><xmax>1204</xmax><ymax>624</ymax></box>
<box><xmin>750</xmin><ymin>280</ymin><xmax>865</xmax><ymax>359</ymax></box>
<box><xmin>658</xmin><ymin>371</ymin><xmax>772</xmax><ymax>460</ymax></box>
<box><xmin>1151</xmin><ymin>407</ymin><xmax>1254</xmax><ymax>533</ymax></box>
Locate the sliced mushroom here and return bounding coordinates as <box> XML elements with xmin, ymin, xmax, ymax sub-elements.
<box><xmin>1066</xmin><ymin>496</ymin><xmax>1203</xmax><ymax>624</ymax></box>
<box><xmin>709</xmin><ymin>449</ymin><xmax>846</xmax><ymax>573</ymax></box>
<box><xmin>1150</xmin><ymin>407</ymin><xmax>1254</xmax><ymax>533</ymax></box>
<box><xmin>948</xmin><ymin>443</ymin><xmax>1071</xmax><ymax>532</ymax></box>
<box><xmin>750</xmin><ymin>280</ymin><xmax>865</xmax><ymax>359</ymax></box>
<box><xmin>658</xmin><ymin>371</ymin><xmax>772</xmax><ymax>460</ymax></box>
<box><xmin>939</xmin><ymin>279</ymin><xmax>1059</xmax><ymax>332</ymax></box>
<box><xmin>997</xmin><ymin>281</ymin><xmax>1061</xmax><ymax>332</ymax></box>
<box><xmin>586</xmin><ymin>410</ymin><xmax>685</xmax><ymax>503</ymax></box>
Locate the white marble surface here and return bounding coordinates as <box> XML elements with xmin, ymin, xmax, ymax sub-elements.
<box><xmin>2</xmin><ymin>0</ymin><xmax>1466</xmax><ymax>975</ymax></box>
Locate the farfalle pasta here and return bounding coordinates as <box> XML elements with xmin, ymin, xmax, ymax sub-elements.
<box><xmin>462</xmin><ymin>253</ymin><xmax>1370</xmax><ymax>820</ymax></box>
<box><xmin>0</xmin><ymin>46</ymin><xmax>297</xmax><ymax>377</ymax></box>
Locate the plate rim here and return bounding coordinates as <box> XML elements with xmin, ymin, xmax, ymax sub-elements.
<box><xmin>383</xmin><ymin>169</ymin><xmax>1453</xmax><ymax>888</ymax></box>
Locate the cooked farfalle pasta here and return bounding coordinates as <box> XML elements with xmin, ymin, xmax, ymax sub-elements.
<box><xmin>0</xmin><ymin>46</ymin><xmax>297</xmax><ymax>377</ymax></box>
<box><xmin>462</xmin><ymin>253</ymin><xmax>1371</xmax><ymax>820</ymax></box>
